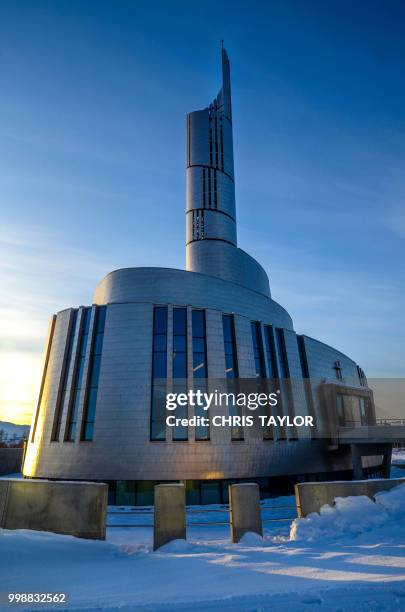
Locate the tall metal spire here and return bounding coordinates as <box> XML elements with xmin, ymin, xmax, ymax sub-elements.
<box><xmin>216</xmin><ymin>46</ymin><xmax>232</xmax><ymax>121</ymax></box>
<box><xmin>185</xmin><ymin>47</ymin><xmax>271</xmax><ymax>297</ymax></box>
<box><xmin>186</xmin><ymin>46</ymin><xmax>236</xmax><ymax>252</ymax></box>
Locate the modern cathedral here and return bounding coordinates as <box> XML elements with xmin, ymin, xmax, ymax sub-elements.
<box><xmin>24</xmin><ymin>49</ymin><xmax>379</xmax><ymax>505</ymax></box>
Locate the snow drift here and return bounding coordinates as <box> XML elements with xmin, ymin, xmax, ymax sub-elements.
<box><xmin>290</xmin><ymin>483</ymin><xmax>405</xmax><ymax>543</ymax></box>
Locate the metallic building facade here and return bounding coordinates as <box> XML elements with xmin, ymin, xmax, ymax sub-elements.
<box><xmin>24</xmin><ymin>49</ymin><xmax>377</xmax><ymax>505</ymax></box>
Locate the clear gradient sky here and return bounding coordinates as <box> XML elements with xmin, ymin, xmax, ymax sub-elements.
<box><xmin>0</xmin><ymin>0</ymin><xmax>404</xmax><ymax>424</ymax></box>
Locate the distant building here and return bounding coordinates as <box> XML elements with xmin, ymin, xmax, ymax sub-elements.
<box><xmin>24</xmin><ymin>49</ymin><xmax>378</xmax><ymax>505</ymax></box>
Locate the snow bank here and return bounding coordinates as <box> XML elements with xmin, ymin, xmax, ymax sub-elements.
<box><xmin>290</xmin><ymin>483</ymin><xmax>405</xmax><ymax>543</ymax></box>
<box><xmin>392</xmin><ymin>449</ymin><xmax>405</xmax><ymax>464</ymax></box>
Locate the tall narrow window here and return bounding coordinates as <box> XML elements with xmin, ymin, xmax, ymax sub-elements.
<box><xmin>297</xmin><ymin>335</ymin><xmax>315</xmax><ymax>434</ymax></box>
<box><xmin>275</xmin><ymin>328</ymin><xmax>292</xmax><ymax>439</ymax></box>
<box><xmin>251</xmin><ymin>322</ymin><xmax>266</xmax><ymax>378</ymax></box>
<box><xmin>336</xmin><ymin>394</ymin><xmax>346</xmax><ymax>426</ymax></box>
<box><xmin>276</xmin><ymin>328</ymin><xmax>289</xmax><ymax>378</ymax></box>
<box><xmin>262</xmin><ymin>325</ymin><xmax>278</xmax><ymax>440</ymax></box>
<box><xmin>52</xmin><ymin>310</ymin><xmax>78</xmax><ymax>441</ymax></box>
<box><xmin>172</xmin><ymin>307</ymin><xmax>188</xmax><ymax>440</ymax></box>
<box><xmin>65</xmin><ymin>307</ymin><xmax>91</xmax><ymax>442</ymax></box>
<box><xmin>223</xmin><ymin>314</ymin><xmax>238</xmax><ymax>378</ymax></box>
<box><xmin>359</xmin><ymin>396</ymin><xmax>371</xmax><ymax>426</ymax></box>
<box><xmin>150</xmin><ymin>306</ymin><xmax>168</xmax><ymax>441</ymax></box>
<box><xmin>222</xmin><ymin>314</ymin><xmax>242</xmax><ymax>439</ymax></box>
<box><xmin>264</xmin><ymin>325</ymin><xmax>278</xmax><ymax>379</ymax></box>
<box><xmin>192</xmin><ymin>310</ymin><xmax>209</xmax><ymax>440</ymax></box>
<box><xmin>209</xmin><ymin>111</ymin><xmax>213</xmax><ymax>166</ymax></box>
<box><xmin>192</xmin><ymin>310</ymin><xmax>207</xmax><ymax>378</ymax></box>
<box><xmin>81</xmin><ymin>306</ymin><xmax>106</xmax><ymax>441</ymax></box>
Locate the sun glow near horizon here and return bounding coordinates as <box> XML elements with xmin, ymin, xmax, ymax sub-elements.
<box><xmin>0</xmin><ymin>351</ymin><xmax>41</xmax><ymax>426</ymax></box>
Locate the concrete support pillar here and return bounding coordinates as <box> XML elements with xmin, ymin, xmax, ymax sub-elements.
<box><xmin>351</xmin><ymin>444</ymin><xmax>365</xmax><ymax>480</ymax></box>
<box><xmin>229</xmin><ymin>483</ymin><xmax>262</xmax><ymax>543</ymax></box>
<box><xmin>153</xmin><ymin>484</ymin><xmax>186</xmax><ymax>551</ymax></box>
<box><xmin>382</xmin><ymin>446</ymin><xmax>392</xmax><ymax>478</ymax></box>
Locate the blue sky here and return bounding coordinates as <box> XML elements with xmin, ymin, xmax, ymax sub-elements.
<box><xmin>0</xmin><ymin>0</ymin><xmax>404</xmax><ymax>423</ymax></box>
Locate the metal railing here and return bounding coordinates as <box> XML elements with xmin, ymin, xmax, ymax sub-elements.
<box><xmin>106</xmin><ymin>503</ymin><xmax>297</xmax><ymax>528</ymax></box>
<box><xmin>376</xmin><ymin>418</ymin><xmax>405</xmax><ymax>426</ymax></box>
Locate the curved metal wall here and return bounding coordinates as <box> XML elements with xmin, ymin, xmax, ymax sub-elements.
<box><xmin>24</xmin><ymin>267</ymin><xmax>362</xmax><ymax>482</ymax></box>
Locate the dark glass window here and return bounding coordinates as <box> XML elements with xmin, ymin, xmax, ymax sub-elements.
<box><xmin>297</xmin><ymin>335</ymin><xmax>315</xmax><ymax>435</ymax></box>
<box><xmin>65</xmin><ymin>307</ymin><xmax>92</xmax><ymax>441</ymax></box>
<box><xmin>81</xmin><ymin>306</ymin><xmax>107</xmax><ymax>441</ymax></box>
<box><xmin>223</xmin><ymin>314</ymin><xmax>238</xmax><ymax>378</ymax></box>
<box><xmin>276</xmin><ymin>328</ymin><xmax>289</xmax><ymax>379</ymax></box>
<box><xmin>192</xmin><ymin>310</ymin><xmax>207</xmax><ymax>378</ymax></box>
<box><xmin>222</xmin><ymin>314</ymin><xmax>242</xmax><ymax>439</ymax></box>
<box><xmin>297</xmin><ymin>335</ymin><xmax>309</xmax><ymax>379</ymax></box>
<box><xmin>192</xmin><ymin>310</ymin><xmax>209</xmax><ymax>440</ymax></box>
<box><xmin>264</xmin><ymin>325</ymin><xmax>278</xmax><ymax>379</ymax></box>
<box><xmin>275</xmin><ymin>328</ymin><xmax>292</xmax><ymax>440</ymax></box>
<box><xmin>336</xmin><ymin>394</ymin><xmax>346</xmax><ymax>426</ymax></box>
<box><xmin>153</xmin><ymin>352</ymin><xmax>167</xmax><ymax>378</ymax></box>
<box><xmin>150</xmin><ymin>307</ymin><xmax>168</xmax><ymax>440</ymax></box>
<box><xmin>173</xmin><ymin>308</ymin><xmax>187</xmax><ymax>378</ymax></box>
<box><xmin>251</xmin><ymin>322</ymin><xmax>266</xmax><ymax>378</ymax></box>
<box><xmin>52</xmin><ymin>310</ymin><xmax>78</xmax><ymax>441</ymax></box>
<box><xmin>172</xmin><ymin>307</ymin><xmax>188</xmax><ymax>441</ymax></box>
<box><xmin>359</xmin><ymin>396</ymin><xmax>371</xmax><ymax>426</ymax></box>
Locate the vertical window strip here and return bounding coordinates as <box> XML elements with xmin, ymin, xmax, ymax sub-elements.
<box><xmin>264</xmin><ymin>325</ymin><xmax>278</xmax><ymax>379</ymax></box>
<box><xmin>172</xmin><ymin>307</ymin><xmax>188</xmax><ymax>440</ymax></box>
<box><xmin>65</xmin><ymin>308</ymin><xmax>92</xmax><ymax>442</ymax></box>
<box><xmin>192</xmin><ymin>310</ymin><xmax>207</xmax><ymax>378</ymax></box>
<box><xmin>336</xmin><ymin>394</ymin><xmax>346</xmax><ymax>426</ymax></box>
<box><xmin>251</xmin><ymin>322</ymin><xmax>266</xmax><ymax>378</ymax></box>
<box><xmin>359</xmin><ymin>396</ymin><xmax>370</xmax><ymax>426</ymax></box>
<box><xmin>81</xmin><ymin>306</ymin><xmax>107</xmax><ymax>441</ymax></box>
<box><xmin>150</xmin><ymin>306</ymin><xmax>168</xmax><ymax>440</ymax></box>
<box><xmin>268</xmin><ymin>327</ymin><xmax>288</xmax><ymax>439</ymax></box>
<box><xmin>297</xmin><ymin>335</ymin><xmax>316</xmax><ymax>429</ymax></box>
<box><xmin>214</xmin><ymin>115</ymin><xmax>219</xmax><ymax>167</ymax></box>
<box><xmin>203</xmin><ymin>168</ymin><xmax>206</xmax><ymax>208</ymax></box>
<box><xmin>31</xmin><ymin>315</ymin><xmax>56</xmax><ymax>443</ymax></box>
<box><xmin>220</xmin><ymin>117</ymin><xmax>224</xmax><ymax>170</ymax></box>
<box><xmin>251</xmin><ymin>322</ymin><xmax>271</xmax><ymax>440</ymax></box>
<box><xmin>297</xmin><ymin>335</ymin><xmax>309</xmax><ymax>378</ymax></box>
<box><xmin>263</xmin><ymin>326</ymin><xmax>279</xmax><ymax>440</ymax></box>
<box><xmin>192</xmin><ymin>310</ymin><xmax>209</xmax><ymax>440</ymax></box>
<box><xmin>276</xmin><ymin>328</ymin><xmax>290</xmax><ymax>379</ymax></box>
<box><xmin>275</xmin><ymin>328</ymin><xmax>296</xmax><ymax>440</ymax></box>
<box><xmin>208</xmin><ymin>168</ymin><xmax>212</xmax><ymax>208</ymax></box>
<box><xmin>222</xmin><ymin>314</ymin><xmax>242</xmax><ymax>440</ymax></box>
<box><xmin>51</xmin><ymin>310</ymin><xmax>78</xmax><ymax>441</ymax></box>
<box><xmin>209</xmin><ymin>111</ymin><xmax>213</xmax><ymax>166</ymax></box>
<box><xmin>222</xmin><ymin>314</ymin><xmax>238</xmax><ymax>378</ymax></box>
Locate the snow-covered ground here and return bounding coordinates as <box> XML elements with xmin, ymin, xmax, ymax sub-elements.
<box><xmin>1</xmin><ymin>486</ymin><xmax>405</xmax><ymax>611</ymax></box>
<box><xmin>392</xmin><ymin>449</ymin><xmax>405</xmax><ymax>465</ymax></box>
